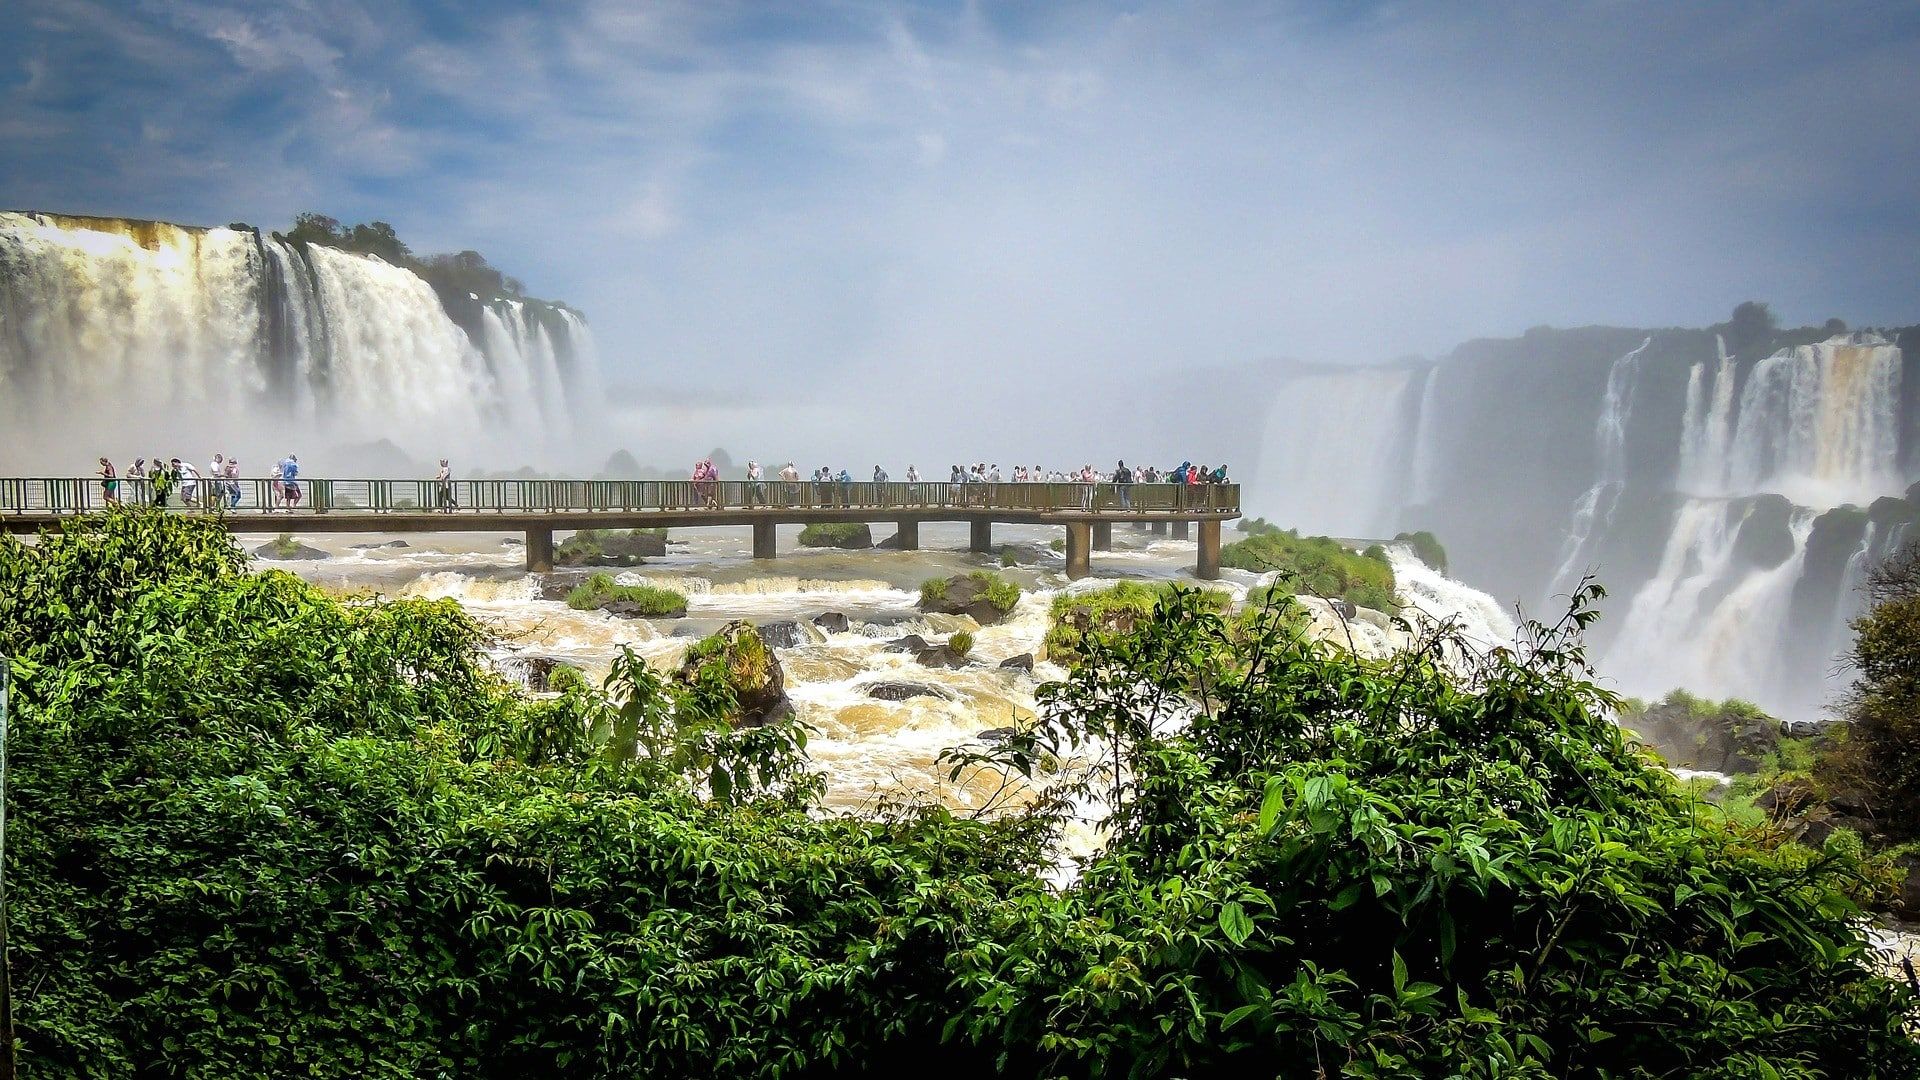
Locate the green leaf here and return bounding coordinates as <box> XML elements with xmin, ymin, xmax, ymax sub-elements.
<box><xmin>1258</xmin><ymin>777</ymin><xmax>1287</xmax><ymax>834</ymax></box>
<box><xmin>1218</xmin><ymin>901</ymin><xmax>1254</xmax><ymax>947</ymax></box>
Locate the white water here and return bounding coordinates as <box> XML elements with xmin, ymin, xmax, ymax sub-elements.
<box><xmin>0</xmin><ymin>212</ymin><xmax>601</xmax><ymax>470</ymax></box>
<box><xmin>1254</xmin><ymin>365</ymin><xmax>1420</xmax><ymax>535</ymax></box>
<box><xmin>1545</xmin><ymin>339</ymin><xmax>1650</xmax><ymax>601</ymax></box>
<box><xmin>1388</xmin><ymin>547</ymin><xmax>1517</xmax><ymax>652</ymax></box>
<box><xmin>1684</xmin><ymin>334</ymin><xmax>1902</xmax><ymax>508</ymax></box>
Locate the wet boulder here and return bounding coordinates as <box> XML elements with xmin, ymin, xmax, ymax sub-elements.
<box><xmin>253</xmin><ymin>539</ymin><xmax>330</xmax><ymax>561</ymax></box>
<box><xmin>674</xmin><ymin>621</ymin><xmax>796</xmax><ymax>728</ymax></box>
<box><xmin>350</xmin><ymin>539</ymin><xmax>411</xmax><ymax>550</ymax></box>
<box><xmin>812</xmin><ymin>611</ymin><xmax>852</xmax><ymax>634</ymax></box>
<box><xmin>918</xmin><ymin>572</ymin><xmax>1020</xmax><ymax>626</ymax></box>
<box><xmin>998</xmin><ymin>653</ymin><xmax>1035</xmax><ymax>672</ymax></box>
<box><xmin>798</xmin><ymin>523</ymin><xmax>873</xmax><ymax>549</ymax></box>
<box><xmin>884</xmin><ymin>634</ymin><xmax>932</xmax><ymax>654</ymax></box>
<box><xmin>864</xmin><ymin>681</ymin><xmax>955</xmax><ymax>702</ymax></box>
<box><xmin>914</xmin><ymin>643</ymin><xmax>972</xmax><ymax>669</ymax></box>
<box><xmin>977</xmin><ymin>726</ymin><xmax>1019</xmax><ymax>744</ymax></box>
<box><xmin>758</xmin><ymin>620</ymin><xmax>823</xmax><ymax>649</ymax></box>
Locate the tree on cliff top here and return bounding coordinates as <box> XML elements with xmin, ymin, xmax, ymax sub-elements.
<box><xmin>1728</xmin><ymin>300</ymin><xmax>1778</xmax><ymax>353</ymax></box>
<box><xmin>1819</xmin><ymin>540</ymin><xmax>1920</xmax><ymax>842</ymax></box>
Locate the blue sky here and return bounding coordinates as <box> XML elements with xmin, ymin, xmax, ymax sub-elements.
<box><xmin>7</xmin><ymin>0</ymin><xmax>1920</xmax><ymax>460</ymax></box>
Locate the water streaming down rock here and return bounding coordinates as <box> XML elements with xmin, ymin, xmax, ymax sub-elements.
<box><xmin>1253</xmin><ymin>364</ymin><xmax>1425</xmax><ymax>536</ymax></box>
<box><xmin>0</xmin><ymin>211</ymin><xmax>600</xmax><ymax>469</ymax></box>
<box><xmin>1545</xmin><ymin>338</ymin><xmax>1651</xmax><ymax>599</ymax></box>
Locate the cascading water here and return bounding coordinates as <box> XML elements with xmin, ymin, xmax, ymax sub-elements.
<box><xmin>0</xmin><ymin>211</ymin><xmax>601</xmax><ymax>470</ymax></box>
<box><xmin>1254</xmin><ymin>365</ymin><xmax>1422</xmax><ymax>536</ymax></box>
<box><xmin>1545</xmin><ymin>338</ymin><xmax>1650</xmax><ymax>600</ymax></box>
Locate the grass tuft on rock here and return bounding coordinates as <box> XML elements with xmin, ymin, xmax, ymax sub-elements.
<box><xmin>565</xmin><ymin>572</ymin><xmax>688</xmax><ymax>615</ymax></box>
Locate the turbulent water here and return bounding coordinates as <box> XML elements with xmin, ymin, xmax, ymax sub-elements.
<box><xmin>0</xmin><ymin>212</ymin><xmax>598</xmax><ymax>469</ymax></box>
<box><xmin>264</xmin><ymin>523</ymin><xmax>1505</xmax><ymax>828</ymax></box>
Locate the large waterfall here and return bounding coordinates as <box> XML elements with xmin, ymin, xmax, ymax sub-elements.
<box><xmin>0</xmin><ymin>212</ymin><xmax>599</xmax><ymax>470</ymax></box>
<box><xmin>1242</xmin><ymin>319</ymin><xmax>1920</xmax><ymax>720</ymax></box>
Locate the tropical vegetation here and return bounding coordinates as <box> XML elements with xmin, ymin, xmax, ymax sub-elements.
<box><xmin>1220</xmin><ymin>529</ymin><xmax>1398</xmax><ymax>611</ymax></box>
<box><xmin>0</xmin><ymin>512</ymin><xmax>1914</xmax><ymax>1076</ymax></box>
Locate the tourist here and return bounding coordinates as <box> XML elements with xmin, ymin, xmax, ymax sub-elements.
<box><xmin>98</xmin><ymin>458</ymin><xmax>118</xmax><ymax>506</ymax></box>
<box><xmin>746</xmin><ymin>460</ymin><xmax>764</xmax><ymax>505</ymax></box>
<box><xmin>1114</xmin><ymin>459</ymin><xmax>1134</xmax><ymax>510</ymax></box>
<box><xmin>278</xmin><ymin>453</ymin><xmax>301</xmax><ymax>510</ymax></box>
<box><xmin>779</xmin><ymin>461</ymin><xmax>799</xmax><ymax>506</ymax></box>
<box><xmin>436</xmin><ymin>459</ymin><xmax>455</xmax><ymax>512</ymax></box>
<box><xmin>207</xmin><ymin>454</ymin><xmax>226</xmax><ymax>510</ymax></box>
<box><xmin>905</xmin><ymin>464</ymin><xmax>921</xmax><ymax>503</ymax></box>
<box><xmin>837</xmin><ymin>467</ymin><xmax>853</xmax><ymax>506</ymax></box>
<box><xmin>223</xmin><ymin>455</ymin><xmax>242</xmax><ymax>509</ymax></box>
<box><xmin>988</xmin><ymin>464</ymin><xmax>1002</xmax><ymax>483</ymax></box>
<box><xmin>128</xmin><ymin>459</ymin><xmax>147</xmax><ymax>505</ymax></box>
<box><xmin>177</xmin><ymin>459</ymin><xmax>200</xmax><ymax>508</ymax></box>
<box><xmin>873</xmin><ymin>464</ymin><xmax>888</xmax><ymax>485</ymax></box>
<box><xmin>149</xmin><ymin>458</ymin><xmax>173</xmax><ymax>508</ymax></box>
<box><xmin>1212</xmin><ymin>463</ymin><xmax>1229</xmax><ymax>484</ymax></box>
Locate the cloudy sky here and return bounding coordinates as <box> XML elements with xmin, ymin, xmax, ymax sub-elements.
<box><xmin>6</xmin><ymin>0</ymin><xmax>1919</xmax><ymax>464</ymax></box>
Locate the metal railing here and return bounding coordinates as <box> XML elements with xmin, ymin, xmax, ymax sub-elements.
<box><xmin>1</xmin><ymin>478</ymin><xmax>1240</xmax><ymax>516</ymax></box>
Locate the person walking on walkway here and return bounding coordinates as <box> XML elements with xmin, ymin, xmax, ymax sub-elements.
<box><xmin>150</xmin><ymin>457</ymin><xmax>174</xmax><ymax>508</ymax></box>
<box><xmin>747</xmin><ymin>460</ymin><xmax>765</xmax><ymax>506</ymax></box>
<box><xmin>224</xmin><ymin>456</ymin><xmax>242</xmax><ymax>509</ymax></box>
<box><xmin>780</xmin><ymin>461</ymin><xmax>800</xmax><ymax>506</ymax></box>
<box><xmin>1113</xmin><ymin>459</ymin><xmax>1134</xmax><ymax>510</ymax></box>
<box><xmin>98</xmin><ymin>458</ymin><xmax>118</xmax><ymax>505</ymax></box>
<box><xmin>436</xmin><ymin>459</ymin><xmax>456</xmax><ymax>512</ymax></box>
<box><xmin>277</xmin><ymin>454</ymin><xmax>302</xmax><ymax>510</ymax></box>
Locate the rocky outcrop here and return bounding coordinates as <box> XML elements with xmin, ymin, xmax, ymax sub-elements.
<box><xmin>884</xmin><ymin>634</ymin><xmax>931</xmax><ymax>654</ymax></box>
<box><xmin>758</xmin><ymin>620</ymin><xmax>824</xmax><ymax>649</ymax></box>
<box><xmin>914</xmin><ymin>642</ymin><xmax>973</xmax><ymax>669</ymax></box>
<box><xmin>918</xmin><ymin>573</ymin><xmax>1019</xmax><ymax>626</ymax></box>
<box><xmin>812</xmin><ymin>612</ymin><xmax>852</xmax><ymax>634</ymax></box>
<box><xmin>864</xmin><ymin>681</ymin><xmax>955</xmax><ymax>702</ymax></box>
<box><xmin>675</xmin><ymin>621</ymin><xmax>795</xmax><ymax>728</ymax></box>
<box><xmin>557</xmin><ymin>528</ymin><xmax>667</xmax><ymax>567</ymax></box>
<box><xmin>350</xmin><ymin>539</ymin><xmax>410</xmax><ymax>550</ymax></box>
<box><xmin>1622</xmin><ymin>696</ymin><xmax>1781</xmax><ymax>774</ymax></box>
<box><xmin>797</xmin><ymin>523</ymin><xmax>873</xmax><ymax>549</ymax></box>
<box><xmin>998</xmin><ymin>653</ymin><xmax>1034</xmax><ymax>672</ymax></box>
<box><xmin>254</xmin><ymin>539</ymin><xmax>329</xmax><ymax>561</ymax></box>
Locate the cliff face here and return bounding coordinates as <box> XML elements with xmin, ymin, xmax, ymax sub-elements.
<box><xmin>1247</xmin><ymin>315</ymin><xmax>1920</xmax><ymax>718</ymax></box>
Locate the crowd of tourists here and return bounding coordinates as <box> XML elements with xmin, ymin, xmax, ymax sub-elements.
<box><xmin>96</xmin><ymin>453</ymin><xmax>304</xmax><ymax>511</ymax></box>
<box><xmin>726</xmin><ymin>458</ymin><xmax>1230</xmax><ymax>508</ymax></box>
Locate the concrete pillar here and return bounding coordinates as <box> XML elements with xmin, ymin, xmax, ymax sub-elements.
<box><xmin>1065</xmin><ymin>522</ymin><xmax>1091</xmax><ymax>580</ymax></box>
<box><xmin>525</xmin><ymin>528</ymin><xmax>554</xmax><ymax>573</ymax></box>
<box><xmin>1196</xmin><ymin>520</ymin><xmax>1221</xmax><ymax>580</ymax></box>
<box><xmin>1151</xmin><ymin>521</ymin><xmax>1168</xmax><ymax>536</ymax></box>
<box><xmin>1173</xmin><ymin>520</ymin><xmax>1190</xmax><ymax>541</ymax></box>
<box><xmin>1092</xmin><ymin>522</ymin><xmax>1112</xmax><ymax>551</ymax></box>
<box><xmin>753</xmin><ymin>519</ymin><xmax>777</xmax><ymax>560</ymax></box>
<box><xmin>970</xmin><ymin>519</ymin><xmax>992</xmax><ymax>554</ymax></box>
<box><xmin>894</xmin><ymin>518</ymin><xmax>920</xmax><ymax>551</ymax></box>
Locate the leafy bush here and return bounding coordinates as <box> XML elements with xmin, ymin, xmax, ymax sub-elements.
<box><xmin>1220</xmin><ymin>530</ymin><xmax>1397</xmax><ymax>611</ymax></box>
<box><xmin>1044</xmin><ymin>580</ymin><xmax>1230</xmax><ymax>663</ymax></box>
<box><xmin>919</xmin><ymin>572</ymin><xmax>1022</xmax><ymax>617</ymax></box>
<box><xmin>949</xmin><ymin>630</ymin><xmax>975</xmax><ymax>658</ymax></box>
<box><xmin>1393</xmin><ymin>530</ymin><xmax>1449</xmax><ymax>573</ymax></box>
<box><xmin>919</xmin><ymin>577</ymin><xmax>949</xmax><ymax>603</ymax></box>
<box><xmin>1819</xmin><ymin>541</ymin><xmax>1920</xmax><ymax>842</ymax></box>
<box><xmin>4</xmin><ymin>513</ymin><xmax>1916</xmax><ymax>1076</ymax></box>
<box><xmin>797</xmin><ymin>522</ymin><xmax>873</xmax><ymax>549</ymax></box>
<box><xmin>1236</xmin><ymin>516</ymin><xmax>1283</xmax><ymax>536</ymax></box>
<box><xmin>564</xmin><ymin>572</ymin><xmax>687</xmax><ymax>615</ymax></box>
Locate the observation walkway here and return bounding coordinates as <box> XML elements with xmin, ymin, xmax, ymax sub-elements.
<box><xmin>2</xmin><ymin>478</ymin><xmax>1241</xmax><ymax>580</ymax></box>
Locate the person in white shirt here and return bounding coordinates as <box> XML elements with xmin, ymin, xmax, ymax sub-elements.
<box><xmin>436</xmin><ymin>459</ymin><xmax>455</xmax><ymax>512</ymax></box>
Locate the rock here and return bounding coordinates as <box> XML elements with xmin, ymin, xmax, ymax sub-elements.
<box><xmin>1754</xmin><ymin>777</ymin><xmax>1816</xmax><ymax>815</ymax></box>
<box><xmin>350</xmin><ymin>539</ymin><xmax>411</xmax><ymax>550</ymax></box>
<box><xmin>253</xmin><ymin>540</ymin><xmax>330</xmax><ymax>561</ymax></box>
<box><xmin>813</xmin><ymin>612</ymin><xmax>852</xmax><ymax>634</ymax></box>
<box><xmin>510</xmin><ymin>655</ymin><xmax>574</xmax><ymax>694</ymax></box>
<box><xmin>884</xmin><ymin>634</ymin><xmax>932</xmax><ymax>654</ymax></box>
<box><xmin>674</xmin><ymin>621</ymin><xmax>795</xmax><ymax>728</ymax></box>
<box><xmin>797</xmin><ymin>523</ymin><xmax>873</xmax><ymax>549</ymax></box>
<box><xmin>601</xmin><ymin>597</ymin><xmax>689</xmax><ymax>619</ymax></box>
<box><xmin>876</xmin><ymin>530</ymin><xmax>906</xmax><ymax>550</ymax></box>
<box><xmin>1891</xmin><ymin>851</ymin><xmax>1920</xmax><ymax>918</ymax></box>
<box><xmin>918</xmin><ymin>573</ymin><xmax>1017</xmax><ymax>626</ymax></box>
<box><xmin>977</xmin><ymin>726</ymin><xmax>1018</xmax><ymax>744</ymax></box>
<box><xmin>1829</xmin><ymin>785</ymin><xmax>1874</xmax><ymax>817</ymax></box>
<box><xmin>1626</xmin><ymin>696</ymin><xmax>1784</xmax><ymax>775</ymax></box>
<box><xmin>864</xmin><ymin>681</ymin><xmax>955</xmax><ymax>702</ymax></box>
<box><xmin>556</xmin><ymin>528</ymin><xmax>667</xmax><ymax>566</ymax></box>
<box><xmin>758</xmin><ymin>620</ymin><xmax>823</xmax><ymax>649</ymax></box>
<box><xmin>915</xmin><ymin>644</ymin><xmax>972</xmax><ymax>669</ymax></box>
<box><xmin>1328</xmin><ymin>598</ymin><xmax>1358</xmax><ymax>620</ymax></box>
<box><xmin>998</xmin><ymin>653</ymin><xmax>1035</xmax><ymax>672</ymax></box>
<box><xmin>502</xmin><ymin>537</ymin><xmax>523</xmax><ymax>546</ymax></box>
<box><xmin>538</xmin><ymin>572</ymin><xmax>588</xmax><ymax>602</ymax></box>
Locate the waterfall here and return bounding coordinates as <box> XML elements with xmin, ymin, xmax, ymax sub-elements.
<box><xmin>1827</xmin><ymin>520</ymin><xmax>1877</xmax><ymax>670</ymax></box>
<box><xmin>1388</xmin><ymin>547</ymin><xmax>1515</xmax><ymax>651</ymax></box>
<box><xmin>1254</xmin><ymin>365</ymin><xmax>1420</xmax><ymax>536</ymax></box>
<box><xmin>1406</xmin><ymin>364</ymin><xmax>1443</xmax><ymax>507</ymax></box>
<box><xmin>1677</xmin><ymin>334</ymin><xmax>1737</xmax><ymax>493</ymax></box>
<box><xmin>0</xmin><ymin>212</ymin><xmax>599</xmax><ymax>470</ymax></box>
<box><xmin>1698</xmin><ymin>334</ymin><xmax>1901</xmax><ymax>507</ymax></box>
<box><xmin>1544</xmin><ymin>338</ymin><xmax>1650</xmax><ymax>600</ymax></box>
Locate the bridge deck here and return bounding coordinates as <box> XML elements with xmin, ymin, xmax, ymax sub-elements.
<box><xmin>3</xmin><ymin>478</ymin><xmax>1241</xmax><ymax>579</ymax></box>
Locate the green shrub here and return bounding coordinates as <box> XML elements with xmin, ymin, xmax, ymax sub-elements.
<box><xmin>919</xmin><ymin>572</ymin><xmax>1021</xmax><ymax>616</ymax></box>
<box><xmin>949</xmin><ymin>630</ymin><xmax>975</xmax><ymax>657</ymax></box>
<box><xmin>999</xmin><ymin>547</ymin><xmax>1019</xmax><ymax>568</ymax></box>
<box><xmin>1219</xmin><ymin>530</ymin><xmax>1397</xmax><ymax>611</ymax></box>
<box><xmin>565</xmin><ymin>572</ymin><xmax>687</xmax><ymax>615</ymax></box>
<box><xmin>919</xmin><ymin>577</ymin><xmax>949</xmax><ymax>603</ymax></box>
<box><xmin>796</xmin><ymin>522</ymin><xmax>872</xmax><ymax>548</ymax></box>
<box><xmin>1044</xmin><ymin>580</ymin><xmax>1230</xmax><ymax>662</ymax></box>
<box><xmin>1394</xmin><ymin>530</ymin><xmax>1449</xmax><ymax>573</ymax></box>
<box><xmin>1236</xmin><ymin>516</ymin><xmax>1283</xmax><ymax>536</ymax></box>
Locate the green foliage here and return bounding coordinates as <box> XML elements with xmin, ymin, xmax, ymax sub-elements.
<box><xmin>556</xmin><ymin>527</ymin><xmax>666</xmax><ymax>567</ymax></box>
<box><xmin>1819</xmin><ymin>541</ymin><xmax>1920</xmax><ymax>842</ymax></box>
<box><xmin>6</xmin><ymin>513</ymin><xmax>1917</xmax><ymax>1076</ymax></box>
<box><xmin>949</xmin><ymin>631</ymin><xmax>975</xmax><ymax>658</ymax></box>
<box><xmin>1237</xmin><ymin>516</ymin><xmax>1283</xmax><ymax>536</ymax></box>
<box><xmin>271</xmin><ymin>532</ymin><xmax>299</xmax><ymax>557</ymax></box>
<box><xmin>1221</xmin><ymin>529</ymin><xmax>1398</xmax><ymax>611</ymax></box>
<box><xmin>1394</xmin><ymin>530</ymin><xmax>1449</xmax><ymax>573</ymax></box>
<box><xmin>1044</xmin><ymin>580</ymin><xmax>1230</xmax><ymax>663</ymax></box>
<box><xmin>920</xmin><ymin>571</ymin><xmax>1023</xmax><ymax>616</ymax></box>
<box><xmin>945</xmin><ymin>580</ymin><xmax>1920</xmax><ymax>1076</ymax></box>
<box><xmin>919</xmin><ymin>577</ymin><xmax>949</xmax><ymax>603</ymax></box>
<box><xmin>564</xmin><ymin>572</ymin><xmax>687</xmax><ymax>615</ymax></box>
<box><xmin>999</xmin><ymin>546</ymin><xmax>1019</xmax><ymax>568</ymax></box>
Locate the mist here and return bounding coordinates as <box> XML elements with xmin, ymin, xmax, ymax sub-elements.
<box><xmin>7</xmin><ymin>1</ymin><xmax>1920</xmax><ymax>473</ymax></box>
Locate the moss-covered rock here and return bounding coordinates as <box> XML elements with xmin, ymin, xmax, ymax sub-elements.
<box><xmin>675</xmin><ymin>620</ymin><xmax>795</xmax><ymax>728</ymax></box>
<box><xmin>797</xmin><ymin>523</ymin><xmax>872</xmax><ymax>549</ymax></box>
<box><xmin>556</xmin><ymin>528</ymin><xmax>667</xmax><ymax>567</ymax></box>
<box><xmin>1218</xmin><ymin>530</ymin><xmax>1396</xmax><ymax>611</ymax></box>
<box><xmin>917</xmin><ymin>572</ymin><xmax>1022</xmax><ymax>625</ymax></box>
<box><xmin>1044</xmin><ymin>581</ymin><xmax>1231</xmax><ymax>663</ymax></box>
<box><xmin>1616</xmin><ymin>690</ymin><xmax>1781</xmax><ymax>774</ymax></box>
<box><xmin>1392</xmin><ymin>530</ymin><xmax>1448</xmax><ymax>573</ymax></box>
<box><xmin>565</xmin><ymin>573</ymin><xmax>688</xmax><ymax>618</ymax></box>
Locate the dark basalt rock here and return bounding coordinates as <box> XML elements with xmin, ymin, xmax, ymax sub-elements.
<box><xmin>977</xmin><ymin>726</ymin><xmax>1018</xmax><ymax>744</ymax></box>
<box><xmin>884</xmin><ymin>634</ymin><xmax>932</xmax><ymax>654</ymax></box>
<box><xmin>350</xmin><ymin>540</ymin><xmax>410</xmax><ymax>550</ymax></box>
<box><xmin>1626</xmin><ymin>697</ymin><xmax>1781</xmax><ymax>775</ymax></box>
<box><xmin>812</xmin><ymin>612</ymin><xmax>852</xmax><ymax>634</ymax></box>
<box><xmin>512</xmin><ymin>655</ymin><xmax>572</xmax><ymax>694</ymax></box>
<box><xmin>599</xmin><ymin>597</ymin><xmax>689</xmax><ymax>619</ymax></box>
<box><xmin>758</xmin><ymin>621</ymin><xmax>822</xmax><ymax>649</ymax></box>
<box><xmin>914</xmin><ymin>644</ymin><xmax>972</xmax><ymax>670</ymax></box>
<box><xmin>253</xmin><ymin>540</ymin><xmax>330</xmax><ymax>561</ymax></box>
<box><xmin>864</xmin><ymin>681</ymin><xmax>955</xmax><ymax>702</ymax></box>
<box><xmin>998</xmin><ymin>653</ymin><xmax>1035</xmax><ymax>672</ymax></box>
